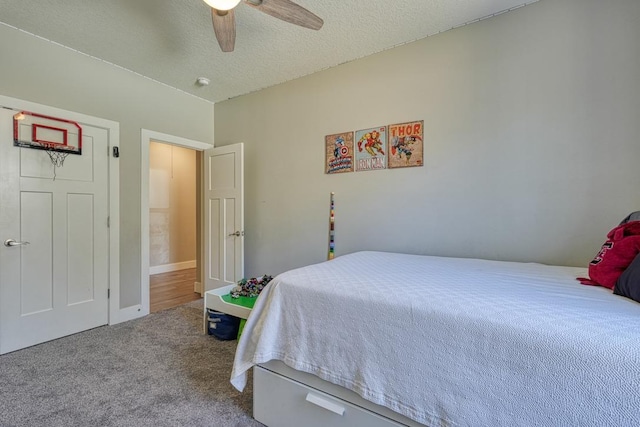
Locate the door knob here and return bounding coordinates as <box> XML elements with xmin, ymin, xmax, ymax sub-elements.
<box><xmin>4</xmin><ymin>239</ymin><xmax>30</xmax><ymax>247</ymax></box>
<box><xmin>228</xmin><ymin>231</ymin><xmax>243</xmax><ymax>237</ymax></box>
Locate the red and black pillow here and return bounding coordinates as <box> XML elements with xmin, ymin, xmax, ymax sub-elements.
<box><xmin>578</xmin><ymin>221</ymin><xmax>640</xmax><ymax>290</ymax></box>
<box><xmin>614</xmin><ymin>253</ymin><xmax>640</xmax><ymax>303</ymax></box>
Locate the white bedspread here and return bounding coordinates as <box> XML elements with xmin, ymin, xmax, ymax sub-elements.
<box><xmin>231</xmin><ymin>251</ymin><xmax>640</xmax><ymax>426</ymax></box>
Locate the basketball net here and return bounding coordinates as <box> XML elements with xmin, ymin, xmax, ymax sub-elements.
<box><xmin>40</xmin><ymin>143</ymin><xmax>71</xmax><ymax>181</ymax></box>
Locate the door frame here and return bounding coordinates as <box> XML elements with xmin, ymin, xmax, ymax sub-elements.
<box><xmin>0</xmin><ymin>94</ymin><xmax>121</xmax><ymax>326</ymax></box>
<box><xmin>140</xmin><ymin>129</ymin><xmax>213</xmax><ymax>313</ymax></box>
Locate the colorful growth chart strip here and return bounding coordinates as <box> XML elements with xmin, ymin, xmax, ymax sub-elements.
<box><xmin>328</xmin><ymin>192</ymin><xmax>335</xmax><ymax>260</ymax></box>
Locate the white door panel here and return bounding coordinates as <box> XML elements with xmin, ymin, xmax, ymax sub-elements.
<box><xmin>20</xmin><ymin>191</ymin><xmax>54</xmax><ymax>314</ymax></box>
<box><xmin>224</xmin><ymin>198</ymin><xmax>238</xmax><ymax>284</ymax></box>
<box><xmin>208</xmin><ymin>198</ymin><xmax>221</xmax><ymax>281</ymax></box>
<box><xmin>204</xmin><ymin>143</ymin><xmax>244</xmax><ymax>292</ymax></box>
<box><xmin>0</xmin><ymin>108</ymin><xmax>109</xmax><ymax>354</ymax></box>
<box><xmin>67</xmin><ymin>193</ymin><xmax>96</xmax><ymax>305</ymax></box>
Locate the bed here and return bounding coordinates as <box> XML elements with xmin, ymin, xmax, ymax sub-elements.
<box><xmin>230</xmin><ymin>251</ymin><xmax>640</xmax><ymax>427</ymax></box>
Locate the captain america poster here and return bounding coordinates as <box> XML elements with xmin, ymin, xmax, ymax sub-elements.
<box><xmin>325</xmin><ymin>131</ymin><xmax>354</xmax><ymax>174</ymax></box>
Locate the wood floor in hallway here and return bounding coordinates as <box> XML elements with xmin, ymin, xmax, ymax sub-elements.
<box><xmin>150</xmin><ymin>268</ymin><xmax>201</xmax><ymax>313</ymax></box>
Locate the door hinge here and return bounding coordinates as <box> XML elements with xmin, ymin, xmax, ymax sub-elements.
<box><xmin>107</xmin><ymin>216</ymin><xmax>110</xmax><ymax>228</ymax></box>
<box><xmin>107</xmin><ymin>289</ymin><xmax>110</xmax><ymax>299</ymax></box>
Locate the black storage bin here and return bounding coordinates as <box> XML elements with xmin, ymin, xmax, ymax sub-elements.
<box><xmin>207</xmin><ymin>309</ymin><xmax>241</xmax><ymax>340</ymax></box>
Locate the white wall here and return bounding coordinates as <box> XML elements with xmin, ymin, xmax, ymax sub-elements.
<box><xmin>214</xmin><ymin>0</ymin><xmax>640</xmax><ymax>277</ymax></box>
<box><xmin>0</xmin><ymin>24</ymin><xmax>214</xmax><ymax>308</ymax></box>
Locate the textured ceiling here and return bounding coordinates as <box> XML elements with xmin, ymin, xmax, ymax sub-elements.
<box><xmin>0</xmin><ymin>0</ymin><xmax>536</xmax><ymax>103</ymax></box>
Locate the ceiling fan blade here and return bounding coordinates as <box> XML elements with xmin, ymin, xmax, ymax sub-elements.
<box><xmin>211</xmin><ymin>8</ymin><xmax>236</xmax><ymax>52</ymax></box>
<box><xmin>245</xmin><ymin>0</ymin><xmax>323</xmax><ymax>31</ymax></box>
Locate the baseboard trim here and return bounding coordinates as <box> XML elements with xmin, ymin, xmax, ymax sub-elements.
<box><xmin>194</xmin><ymin>281</ymin><xmax>203</xmax><ymax>295</ymax></box>
<box><xmin>150</xmin><ymin>260</ymin><xmax>196</xmax><ymax>275</ymax></box>
<box><xmin>110</xmin><ymin>304</ymin><xmax>146</xmax><ymax>325</ymax></box>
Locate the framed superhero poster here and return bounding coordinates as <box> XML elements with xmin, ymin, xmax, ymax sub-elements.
<box><xmin>355</xmin><ymin>126</ymin><xmax>386</xmax><ymax>171</ymax></box>
<box><xmin>325</xmin><ymin>131</ymin><xmax>354</xmax><ymax>174</ymax></box>
<box><xmin>388</xmin><ymin>120</ymin><xmax>424</xmax><ymax>168</ymax></box>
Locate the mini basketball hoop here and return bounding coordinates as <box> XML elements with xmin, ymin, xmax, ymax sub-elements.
<box><xmin>13</xmin><ymin>110</ymin><xmax>82</xmax><ymax>180</ymax></box>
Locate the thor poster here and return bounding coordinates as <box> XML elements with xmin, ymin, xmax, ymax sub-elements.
<box><xmin>388</xmin><ymin>120</ymin><xmax>424</xmax><ymax>169</ymax></box>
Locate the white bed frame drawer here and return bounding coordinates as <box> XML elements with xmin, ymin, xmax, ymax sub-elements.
<box><xmin>254</xmin><ymin>366</ymin><xmax>405</xmax><ymax>427</ymax></box>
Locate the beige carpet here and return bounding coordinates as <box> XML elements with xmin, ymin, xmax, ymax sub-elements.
<box><xmin>0</xmin><ymin>300</ymin><xmax>264</xmax><ymax>427</ymax></box>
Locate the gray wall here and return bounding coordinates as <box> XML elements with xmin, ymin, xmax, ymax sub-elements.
<box><xmin>214</xmin><ymin>0</ymin><xmax>640</xmax><ymax>277</ymax></box>
<box><xmin>0</xmin><ymin>24</ymin><xmax>214</xmax><ymax>308</ymax></box>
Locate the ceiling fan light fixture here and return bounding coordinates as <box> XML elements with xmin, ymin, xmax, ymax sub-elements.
<box><xmin>203</xmin><ymin>0</ymin><xmax>241</xmax><ymax>11</ymax></box>
<box><xmin>209</xmin><ymin>0</ymin><xmax>323</xmax><ymax>52</ymax></box>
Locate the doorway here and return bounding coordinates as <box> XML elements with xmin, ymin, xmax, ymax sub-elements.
<box><xmin>148</xmin><ymin>142</ymin><xmax>201</xmax><ymax>312</ymax></box>
<box><xmin>141</xmin><ymin>129</ymin><xmax>213</xmax><ymax>315</ymax></box>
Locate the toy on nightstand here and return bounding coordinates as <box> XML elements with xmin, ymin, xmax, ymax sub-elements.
<box><xmin>226</xmin><ymin>275</ymin><xmax>273</xmax><ymax>339</ymax></box>
<box><xmin>230</xmin><ymin>275</ymin><xmax>273</xmax><ymax>298</ymax></box>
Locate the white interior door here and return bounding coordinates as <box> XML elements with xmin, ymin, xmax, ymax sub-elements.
<box><xmin>0</xmin><ymin>108</ymin><xmax>109</xmax><ymax>354</ymax></box>
<box><xmin>204</xmin><ymin>143</ymin><xmax>244</xmax><ymax>291</ymax></box>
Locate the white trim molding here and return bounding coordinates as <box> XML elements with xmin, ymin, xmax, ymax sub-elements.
<box><xmin>149</xmin><ymin>260</ymin><xmax>197</xmax><ymax>275</ymax></box>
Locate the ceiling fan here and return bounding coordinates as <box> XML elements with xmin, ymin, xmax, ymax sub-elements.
<box><xmin>203</xmin><ymin>0</ymin><xmax>323</xmax><ymax>52</ymax></box>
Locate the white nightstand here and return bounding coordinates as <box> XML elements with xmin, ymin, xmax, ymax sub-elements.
<box><xmin>204</xmin><ymin>284</ymin><xmax>253</xmax><ymax>319</ymax></box>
